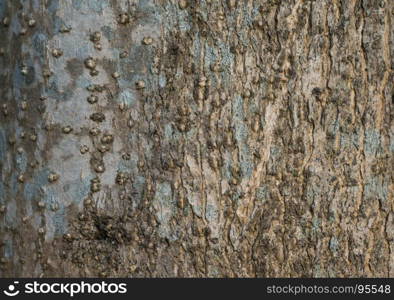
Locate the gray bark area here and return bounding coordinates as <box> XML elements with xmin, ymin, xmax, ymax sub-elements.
<box><xmin>0</xmin><ymin>0</ymin><xmax>393</xmax><ymax>277</ymax></box>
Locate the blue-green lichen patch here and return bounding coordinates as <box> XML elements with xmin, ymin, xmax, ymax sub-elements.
<box><xmin>152</xmin><ymin>181</ymin><xmax>176</xmax><ymax>240</ymax></box>
<box><xmin>364</xmin><ymin>129</ymin><xmax>382</xmax><ymax>156</ymax></box>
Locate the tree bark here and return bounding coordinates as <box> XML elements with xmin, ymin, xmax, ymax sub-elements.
<box><xmin>0</xmin><ymin>0</ymin><xmax>393</xmax><ymax>277</ymax></box>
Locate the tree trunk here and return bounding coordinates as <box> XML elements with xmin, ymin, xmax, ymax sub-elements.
<box><xmin>0</xmin><ymin>0</ymin><xmax>393</xmax><ymax>277</ymax></box>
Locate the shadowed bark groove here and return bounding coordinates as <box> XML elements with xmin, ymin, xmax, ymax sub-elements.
<box><xmin>0</xmin><ymin>0</ymin><xmax>393</xmax><ymax>277</ymax></box>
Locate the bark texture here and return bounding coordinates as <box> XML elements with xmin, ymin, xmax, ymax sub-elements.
<box><xmin>0</xmin><ymin>0</ymin><xmax>393</xmax><ymax>277</ymax></box>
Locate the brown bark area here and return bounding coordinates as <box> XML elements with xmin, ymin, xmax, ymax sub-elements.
<box><xmin>0</xmin><ymin>0</ymin><xmax>393</xmax><ymax>277</ymax></box>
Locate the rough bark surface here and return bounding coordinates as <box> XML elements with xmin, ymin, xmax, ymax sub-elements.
<box><xmin>0</xmin><ymin>0</ymin><xmax>393</xmax><ymax>277</ymax></box>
